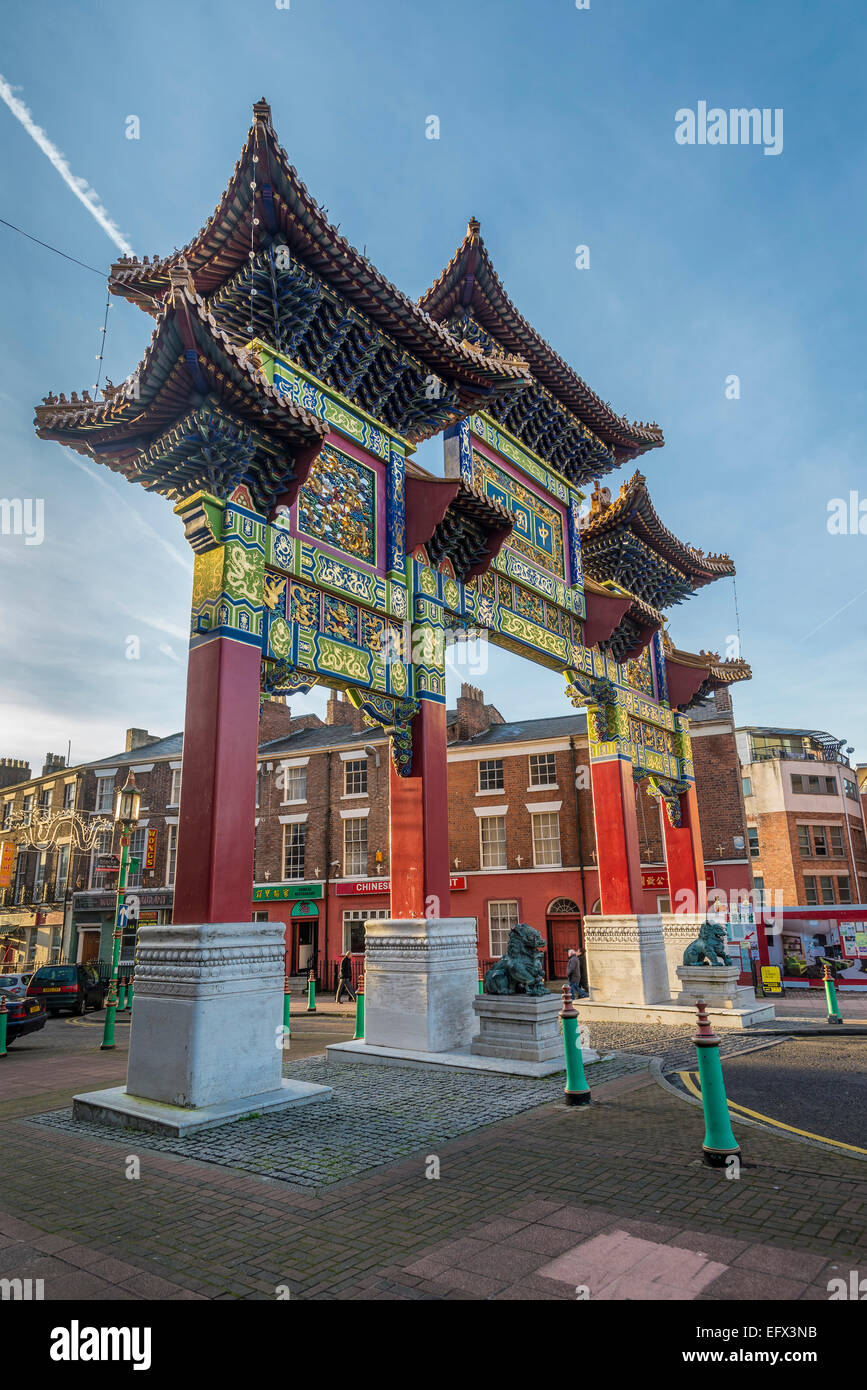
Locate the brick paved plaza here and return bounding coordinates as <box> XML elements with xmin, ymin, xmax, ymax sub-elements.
<box><xmin>1</xmin><ymin>1011</ymin><xmax>865</xmax><ymax>1304</ymax></box>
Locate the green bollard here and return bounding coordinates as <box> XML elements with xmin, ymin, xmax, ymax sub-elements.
<box><xmin>693</xmin><ymin>998</ymin><xmax>740</xmax><ymax>1167</ymax></box>
<box><xmin>353</xmin><ymin>973</ymin><xmax>365</xmax><ymax>1040</ymax></box>
<box><xmin>126</xmin><ymin>976</ymin><xmax>134</xmax><ymax>1011</ymax></box>
<box><xmin>306</xmin><ymin>969</ymin><xmax>317</xmax><ymax>1014</ymax></box>
<box><xmin>0</xmin><ymin>993</ymin><xmax>7</xmax><ymax>1058</ymax></box>
<box><xmin>283</xmin><ymin>978</ymin><xmax>292</xmax><ymax>1038</ymax></box>
<box><xmin>101</xmin><ymin>978</ymin><xmax>118</xmax><ymax>1050</ymax></box>
<box><xmin>478</xmin><ymin>967</ymin><xmax>485</xmax><ymax>996</ymax></box>
<box><xmin>823</xmin><ymin>962</ymin><xmax>843</xmax><ymax>1025</ymax></box>
<box><xmin>559</xmin><ymin>986</ymin><xmax>591</xmax><ymax>1106</ymax></box>
<box><xmin>117</xmin><ymin>978</ymin><xmax>128</xmax><ymax>1011</ymax></box>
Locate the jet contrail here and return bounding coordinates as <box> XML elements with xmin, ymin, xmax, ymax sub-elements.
<box><xmin>0</xmin><ymin>75</ymin><xmax>134</xmax><ymax>256</ymax></box>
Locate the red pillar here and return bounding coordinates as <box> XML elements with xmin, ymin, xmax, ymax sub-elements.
<box><xmin>662</xmin><ymin>783</ymin><xmax>706</xmax><ymax>914</ymax></box>
<box><xmin>172</xmin><ymin>636</ymin><xmax>260</xmax><ymax>924</ymax></box>
<box><xmin>589</xmin><ymin>758</ymin><xmax>644</xmax><ymax>916</ymax></box>
<box><xmin>389</xmin><ymin>701</ymin><xmax>451</xmax><ymax>920</ymax></box>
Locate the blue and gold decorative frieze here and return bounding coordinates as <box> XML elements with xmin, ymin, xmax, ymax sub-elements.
<box><xmin>265</xmin><ymin>526</ymin><xmax>408</xmax><ymax>624</ymax></box>
<box><xmin>564</xmin><ymin>647</ymin><xmax>694</xmax><ymax>786</ymax></box>
<box><xmin>386</xmin><ymin>447</ymin><xmax>407</xmax><ymax>580</ymax></box>
<box><xmin>296</xmin><ymin>441</ymin><xmax>378</xmax><ymax>566</ymax></box>
<box><xmin>251</xmin><ymin>339</ymin><xmax>409</xmax><ymax>464</ymax></box>
<box><xmin>183</xmin><ymin>489</ymin><xmax>267</xmax><ymax>652</ymax></box>
<box><xmin>471</xmin><ymin>413</ymin><xmax>572</xmax><ymax>503</ymax></box>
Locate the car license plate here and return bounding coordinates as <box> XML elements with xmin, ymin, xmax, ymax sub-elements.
<box><xmin>29</xmin><ymin>1003</ymin><xmax>39</xmax><ymax>1013</ymax></box>
<box><xmin>43</xmin><ymin>987</ymin><xmax>61</xmax><ymax>993</ymax></box>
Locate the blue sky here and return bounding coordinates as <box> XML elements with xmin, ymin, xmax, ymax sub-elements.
<box><xmin>1</xmin><ymin>0</ymin><xmax>865</xmax><ymax>773</ymax></box>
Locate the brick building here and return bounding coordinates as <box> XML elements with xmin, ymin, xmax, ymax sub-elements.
<box><xmin>0</xmin><ymin>702</ymin><xmax>299</xmax><ymax>972</ymax></box>
<box><xmin>737</xmin><ymin>726</ymin><xmax>867</xmax><ymax>908</ymax></box>
<box><xmin>1</xmin><ymin>685</ymin><xmax>754</xmax><ymax>985</ymax></box>
<box><xmin>249</xmin><ymin>683</ymin><xmax>753</xmax><ymax>984</ymax></box>
<box><xmin>0</xmin><ymin>752</ymin><xmax>84</xmax><ymax>967</ymax></box>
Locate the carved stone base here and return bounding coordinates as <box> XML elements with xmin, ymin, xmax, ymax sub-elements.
<box><xmin>659</xmin><ymin>913</ymin><xmax>707</xmax><ymax>996</ymax></box>
<box><xmin>583</xmin><ymin>914</ymin><xmax>671</xmax><ymax>1007</ymax></box>
<box><xmin>362</xmin><ymin>917</ymin><xmax>479</xmax><ymax>1053</ymax></box>
<box><xmin>471</xmin><ymin>993</ymin><xmax>563</xmax><ymax>1062</ymax></box>
<box><xmin>72</xmin><ymin>921</ymin><xmax>331</xmax><ymax>1133</ymax></box>
<box><xmin>675</xmin><ymin>964</ymin><xmax>758</xmax><ymax>1011</ymax></box>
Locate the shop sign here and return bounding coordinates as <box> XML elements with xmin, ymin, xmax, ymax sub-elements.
<box><xmin>0</xmin><ymin>841</ymin><xmax>14</xmax><ymax>888</ymax></box>
<box><xmin>641</xmin><ymin>870</ymin><xmax>668</xmax><ymax>889</ymax></box>
<box><xmin>335</xmin><ymin>875</ymin><xmax>467</xmax><ymax>896</ymax></box>
<box><xmin>760</xmin><ymin>965</ymin><xmax>782</xmax><ymax>994</ymax></box>
<box><xmin>74</xmin><ymin>889</ymin><xmax>172</xmax><ymax>912</ymax></box>
<box><xmin>640</xmin><ymin>868</ymin><xmax>715</xmax><ymax>889</ymax></box>
<box><xmin>145</xmin><ymin>829</ymin><xmax>157</xmax><ymax>870</ymax></box>
<box><xmin>253</xmin><ymin>882</ymin><xmax>325</xmax><ymax>902</ymax></box>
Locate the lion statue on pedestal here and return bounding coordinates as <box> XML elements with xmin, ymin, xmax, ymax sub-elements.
<box><xmin>484</xmin><ymin>923</ymin><xmax>548</xmax><ymax>996</ymax></box>
<box><xmin>682</xmin><ymin>917</ymin><xmax>732</xmax><ymax>967</ymax></box>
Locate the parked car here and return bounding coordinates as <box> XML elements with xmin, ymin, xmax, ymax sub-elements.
<box><xmin>26</xmin><ymin>963</ymin><xmax>105</xmax><ymax>1015</ymax></box>
<box><xmin>0</xmin><ymin>982</ymin><xmax>47</xmax><ymax>1044</ymax></box>
<box><xmin>0</xmin><ymin>972</ymin><xmax>31</xmax><ymax>999</ymax></box>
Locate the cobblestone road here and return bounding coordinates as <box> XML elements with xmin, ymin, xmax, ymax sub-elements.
<box><xmin>29</xmin><ymin>1052</ymin><xmax>649</xmax><ymax>1187</ymax></box>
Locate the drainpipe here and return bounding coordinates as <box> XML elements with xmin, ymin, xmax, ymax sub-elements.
<box><xmin>837</xmin><ymin>763</ymin><xmax>858</xmax><ymax>904</ymax></box>
<box><xmin>321</xmin><ymin>749</ymin><xmax>333</xmax><ymax>986</ymax></box>
<box><xmin>569</xmin><ymin>736</ymin><xmax>588</xmax><ymax>917</ymax></box>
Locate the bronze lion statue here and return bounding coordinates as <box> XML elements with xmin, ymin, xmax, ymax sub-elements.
<box><xmin>682</xmin><ymin>917</ymin><xmax>732</xmax><ymax>967</ymax></box>
<box><xmin>484</xmin><ymin>923</ymin><xmax>548</xmax><ymax>996</ymax></box>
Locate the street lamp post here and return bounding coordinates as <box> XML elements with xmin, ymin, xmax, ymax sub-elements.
<box><xmin>101</xmin><ymin>772</ymin><xmax>141</xmax><ymax>1050</ymax></box>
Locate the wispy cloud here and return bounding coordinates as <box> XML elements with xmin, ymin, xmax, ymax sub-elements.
<box><xmin>0</xmin><ymin>74</ymin><xmax>134</xmax><ymax>256</ymax></box>
<box><xmin>65</xmin><ymin>453</ymin><xmax>192</xmax><ymax>575</ymax></box>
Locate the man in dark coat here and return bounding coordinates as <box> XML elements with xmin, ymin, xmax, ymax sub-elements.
<box><xmin>566</xmin><ymin>948</ymin><xmax>588</xmax><ymax>999</ymax></box>
<box><xmin>336</xmin><ymin>950</ymin><xmax>356</xmax><ymax>1004</ymax></box>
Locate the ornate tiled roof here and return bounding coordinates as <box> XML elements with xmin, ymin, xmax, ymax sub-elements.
<box><xmin>579</xmin><ymin>473</ymin><xmax>735</xmax><ymax>607</ymax></box>
<box><xmin>420</xmin><ymin>218</ymin><xmax>665</xmax><ymax>463</ymax></box>
<box><xmin>107</xmin><ymin>100</ymin><xmax>530</xmax><ymax>439</ymax></box>
<box><xmin>34</xmin><ymin>272</ymin><xmax>328</xmax><ymax>511</ymax></box>
<box><xmin>663</xmin><ymin>634</ymin><xmax>752</xmax><ymax>709</ymax></box>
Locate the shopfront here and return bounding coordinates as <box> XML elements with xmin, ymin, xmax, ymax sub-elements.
<box><xmin>757</xmin><ymin>905</ymin><xmax>867</xmax><ymax>990</ymax></box>
<box><xmin>252</xmin><ymin>882</ymin><xmax>325</xmax><ymax>975</ymax></box>
<box><xmin>71</xmin><ymin>888</ymin><xmax>174</xmax><ymax>972</ymax></box>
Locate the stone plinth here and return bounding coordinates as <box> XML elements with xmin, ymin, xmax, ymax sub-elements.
<box><xmin>363</xmin><ymin>917</ymin><xmax>479</xmax><ymax>1053</ymax></box>
<box><xmin>675</xmin><ymin>964</ymin><xmax>758</xmax><ymax>1011</ymax></box>
<box><xmin>471</xmin><ymin>993</ymin><xmax>563</xmax><ymax>1063</ymax></box>
<box><xmin>73</xmin><ymin>920</ymin><xmax>331</xmax><ymax>1134</ymax></box>
<box><xmin>584</xmin><ymin>915</ymin><xmax>671</xmax><ymax>1006</ymax></box>
<box><xmin>659</xmin><ymin>914</ymin><xmax>706</xmax><ymax>996</ymax></box>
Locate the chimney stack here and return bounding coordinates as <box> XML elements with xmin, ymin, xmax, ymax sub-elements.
<box><xmin>258</xmin><ymin>697</ymin><xmax>294</xmax><ymax>744</ymax></box>
<box><xmin>125</xmin><ymin>728</ymin><xmax>161</xmax><ymax>752</ymax></box>
<box><xmin>453</xmin><ymin>683</ymin><xmax>504</xmax><ymax>742</ymax></box>
<box><xmin>325</xmin><ymin>690</ymin><xmax>368</xmax><ymax>733</ymax></box>
<box><xmin>0</xmin><ymin>757</ymin><xmax>30</xmax><ymax>790</ymax></box>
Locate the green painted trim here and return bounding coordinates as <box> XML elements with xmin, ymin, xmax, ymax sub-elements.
<box><xmin>250</xmin><ymin>339</ymin><xmax>411</xmax><ymax>454</ymax></box>
<box><xmin>472</xmin><ymin>411</ymin><xmax>584</xmax><ymax>503</ymax></box>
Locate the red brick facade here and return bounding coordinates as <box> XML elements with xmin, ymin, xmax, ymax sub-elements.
<box><xmin>1</xmin><ymin>686</ymin><xmax>755</xmax><ymax>984</ymax></box>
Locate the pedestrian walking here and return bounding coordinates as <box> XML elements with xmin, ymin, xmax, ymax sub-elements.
<box><xmin>566</xmin><ymin>948</ymin><xmax>588</xmax><ymax>1000</ymax></box>
<box><xmin>336</xmin><ymin>950</ymin><xmax>356</xmax><ymax>1004</ymax></box>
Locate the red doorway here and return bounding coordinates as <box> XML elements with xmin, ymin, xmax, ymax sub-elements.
<box><xmin>546</xmin><ymin>898</ymin><xmax>583</xmax><ymax>980</ymax></box>
<box><xmin>293</xmin><ymin>917</ymin><xmax>317</xmax><ymax>975</ymax></box>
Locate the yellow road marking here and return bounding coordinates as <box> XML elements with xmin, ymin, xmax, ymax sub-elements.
<box><xmin>66</xmin><ymin>1016</ymin><xmax>130</xmax><ymax>1028</ymax></box>
<box><xmin>674</xmin><ymin>1069</ymin><xmax>867</xmax><ymax>1156</ymax></box>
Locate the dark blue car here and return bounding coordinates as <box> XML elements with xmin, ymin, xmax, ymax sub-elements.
<box><xmin>1</xmin><ymin>982</ymin><xmax>47</xmax><ymax>1044</ymax></box>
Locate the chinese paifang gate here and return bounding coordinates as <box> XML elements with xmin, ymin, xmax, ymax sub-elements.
<box><xmin>35</xmin><ymin>100</ymin><xmax>756</xmax><ymax>1128</ymax></box>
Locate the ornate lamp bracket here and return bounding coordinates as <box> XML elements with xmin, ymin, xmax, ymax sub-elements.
<box><xmin>346</xmin><ymin>691</ymin><xmax>420</xmax><ymax>777</ymax></box>
<box><xmin>260</xmin><ymin>659</ymin><xmax>319</xmax><ymax>704</ymax></box>
<box><xmin>646</xmin><ymin>775</ymin><xmax>691</xmax><ymax>828</ymax></box>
